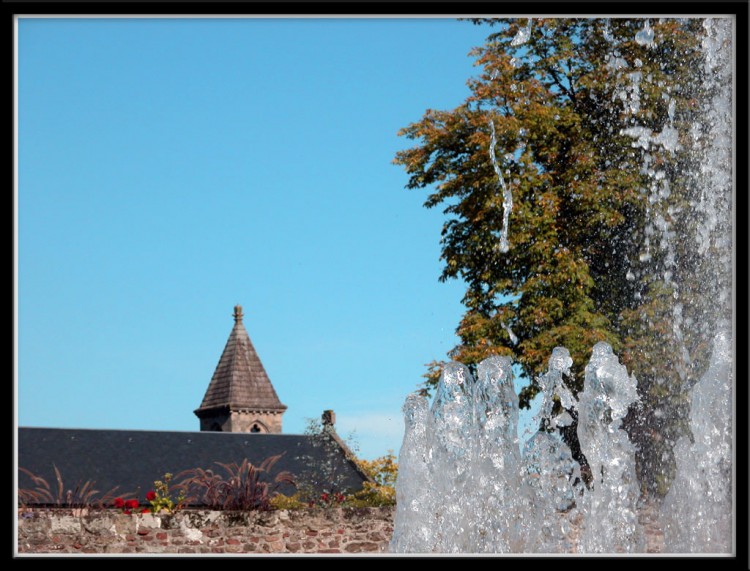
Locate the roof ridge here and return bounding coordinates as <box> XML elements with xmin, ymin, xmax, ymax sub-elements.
<box><xmin>226</xmin><ymin>322</ymin><xmax>245</xmax><ymax>407</ymax></box>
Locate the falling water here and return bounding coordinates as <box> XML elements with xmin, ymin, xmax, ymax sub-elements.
<box><xmin>390</xmin><ymin>17</ymin><xmax>733</xmax><ymax>554</ymax></box>
<box><xmin>488</xmin><ymin>118</ymin><xmax>513</xmax><ymax>254</ymax></box>
<box><xmin>659</xmin><ymin>332</ymin><xmax>732</xmax><ymax>552</ymax></box>
<box><xmin>510</xmin><ymin>19</ymin><xmax>532</xmax><ymax>46</ymax></box>
<box><xmin>658</xmin><ymin>16</ymin><xmax>734</xmax><ymax>554</ymax></box>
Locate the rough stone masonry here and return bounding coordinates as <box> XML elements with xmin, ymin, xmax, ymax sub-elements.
<box><xmin>17</xmin><ymin>504</ymin><xmax>665</xmax><ymax>555</ymax></box>
<box><xmin>17</xmin><ymin>507</ymin><xmax>394</xmax><ymax>555</ymax></box>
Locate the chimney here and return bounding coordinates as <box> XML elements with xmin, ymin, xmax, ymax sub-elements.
<box><xmin>322</xmin><ymin>409</ymin><xmax>336</xmax><ymax>427</ymax></box>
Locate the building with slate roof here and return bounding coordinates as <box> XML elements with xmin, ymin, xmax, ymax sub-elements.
<box><xmin>18</xmin><ymin>427</ymin><xmax>368</xmax><ymax>502</ymax></box>
<box><xmin>195</xmin><ymin>305</ymin><xmax>287</xmax><ymax>433</ymax></box>
<box><xmin>18</xmin><ymin>305</ymin><xmax>371</xmax><ymax>505</ymax></box>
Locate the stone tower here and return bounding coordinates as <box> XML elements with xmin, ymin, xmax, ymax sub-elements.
<box><xmin>194</xmin><ymin>305</ymin><xmax>287</xmax><ymax>433</ymax></box>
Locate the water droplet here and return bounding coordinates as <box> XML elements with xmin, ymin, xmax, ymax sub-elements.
<box><xmin>511</xmin><ymin>19</ymin><xmax>532</xmax><ymax>46</ymax></box>
<box><xmin>635</xmin><ymin>20</ymin><xmax>655</xmax><ymax>47</ymax></box>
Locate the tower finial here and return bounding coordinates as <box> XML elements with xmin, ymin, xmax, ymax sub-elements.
<box><xmin>233</xmin><ymin>304</ymin><xmax>243</xmax><ymax>323</ymax></box>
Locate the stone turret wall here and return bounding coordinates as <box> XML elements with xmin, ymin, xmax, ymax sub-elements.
<box><xmin>228</xmin><ymin>410</ymin><xmax>284</xmax><ymax>434</ymax></box>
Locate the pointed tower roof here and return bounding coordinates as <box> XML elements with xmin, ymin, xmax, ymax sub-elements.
<box><xmin>195</xmin><ymin>305</ymin><xmax>287</xmax><ymax>415</ymax></box>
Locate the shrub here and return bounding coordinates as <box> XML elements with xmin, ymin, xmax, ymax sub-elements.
<box><xmin>305</xmin><ymin>491</ymin><xmax>346</xmax><ymax>508</ymax></box>
<box><xmin>345</xmin><ymin>482</ymin><xmax>396</xmax><ymax>507</ymax></box>
<box><xmin>145</xmin><ymin>473</ymin><xmax>186</xmax><ymax>514</ymax></box>
<box><xmin>268</xmin><ymin>492</ymin><xmax>308</xmax><ymax>510</ymax></box>
<box><xmin>18</xmin><ymin>466</ymin><xmax>122</xmax><ymax>510</ymax></box>
<box><xmin>174</xmin><ymin>455</ymin><xmax>295</xmax><ymax>511</ymax></box>
<box><xmin>346</xmin><ymin>451</ymin><xmax>398</xmax><ymax>507</ymax></box>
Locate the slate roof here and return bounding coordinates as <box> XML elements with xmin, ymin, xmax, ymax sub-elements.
<box><xmin>18</xmin><ymin>427</ymin><xmax>369</xmax><ymax>505</ymax></box>
<box><xmin>195</xmin><ymin>305</ymin><xmax>287</xmax><ymax>416</ymax></box>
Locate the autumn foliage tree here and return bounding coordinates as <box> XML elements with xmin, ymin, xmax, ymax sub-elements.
<box><xmin>349</xmin><ymin>452</ymin><xmax>398</xmax><ymax>507</ymax></box>
<box><xmin>396</xmin><ymin>18</ymin><xmax>731</xmax><ymax>496</ymax></box>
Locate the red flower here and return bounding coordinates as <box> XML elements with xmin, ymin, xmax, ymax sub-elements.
<box><xmin>146</xmin><ymin>490</ymin><xmax>157</xmax><ymax>502</ymax></box>
<box><xmin>123</xmin><ymin>509</ymin><xmax>132</xmax><ymax>515</ymax></box>
<box><xmin>308</xmin><ymin>501</ymin><xmax>315</xmax><ymax>508</ymax></box>
<box><xmin>126</xmin><ymin>499</ymin><xmax>139</xmax><ymax>509</ymax></box>
<box><xmin>321</xmin><ymin>493</ymin><xmax>329</xmax><ymax>502</ymax></box>
<box><xmin>113</xmin><ymin>498</ymin><xmax>125</xmax><ymax>508</ymax></box>
<box><xmin>141</xmin><ymin>508</ymin><xmax>150</xmax><ymax>514</ymax></box>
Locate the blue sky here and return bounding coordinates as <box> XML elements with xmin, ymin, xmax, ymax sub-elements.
<box><xmin>16</xmin><ymin>16</ymin><xmax>540</xmax><ymax>460</ymax></box>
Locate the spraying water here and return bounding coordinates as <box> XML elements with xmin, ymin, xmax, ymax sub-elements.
<box><xmin>390</xmin><ymin>394</ymin><xmax>434</xmax><ymax>553</ymax></box>
<box><xmin>390</xmin><ymin>17</ymin><xmax>733</xmax><ymax>554</ymax></box>
<box><xmin>576</xmin><ymin>342</ymin><xmax>644</xmax><ymax>553</ymax></box>
<box><xmin>391</xmin><ymin>344</ymin><xmax>646</xmax><ymax>553</ymax></box>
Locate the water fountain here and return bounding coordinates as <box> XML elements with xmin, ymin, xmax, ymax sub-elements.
<box><xmin>660</xmin><ymin>331</ymin><xmax>733</xmax><ymax>552</ymax></box>
<box><xmin>390</xmin><ymin>17</ymin><xmax>733</xmax><ymax>554</ymax></box>
<box><xmin>576</xmin><ymin>343</ymin><xmax>644</xmax><ymax>553</ymax></box>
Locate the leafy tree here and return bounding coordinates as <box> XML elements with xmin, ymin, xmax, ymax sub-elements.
<box><xmin>396</xmin><ymin>18</ymin><xmax>730</xmax><ymax>496</ymax></box>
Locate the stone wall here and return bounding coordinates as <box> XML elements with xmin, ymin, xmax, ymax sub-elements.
<box><xmin>17</xmin><ymin>504</ymin><xmax>666</xmax><ymax>554</ymax></box>
<box><xmin>17</xmin><ymin>507</ymin><xmax>394</xmax><ymax>555</ymax></box>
